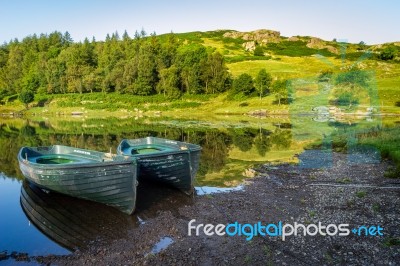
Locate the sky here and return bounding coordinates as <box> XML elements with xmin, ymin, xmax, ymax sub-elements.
<box><xmin>1</xmin><ymin>0</ymin><xmax>399</xmax><ymax>45</ymax></box>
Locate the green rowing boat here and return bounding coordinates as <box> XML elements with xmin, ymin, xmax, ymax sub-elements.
<box><xmin>18</xmin><ymin>145</ymin><xmax>138</xmax><ymax>214</ymax></box>
<box><xmin>117</xmin><ymin>137</ymin><xmax>201</xmax><ymax>194</ymax></box>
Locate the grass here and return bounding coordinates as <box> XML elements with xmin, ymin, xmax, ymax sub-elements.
<box><xmin>383</xmin><ymin>237</ymin><xmax>400</xmax><ymax>247</ymax></box>
<box><xmin>372</xmin><ymin>203</ymin><xmax>381</xmax><ymax>213</ymax></box>
<box><xmin>337</xmin><ymin>177</ymin><xmax>352</xmax><ymax>184</ymax></box>
<box><xmin>356</xmin><ymin>191</ymin><xmax>367</xmax><ymax>198</ymax></box>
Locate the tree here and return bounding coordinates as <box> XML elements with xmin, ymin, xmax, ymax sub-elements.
<box><xmin>176</xmin><ymin>44</ymin><xmax>208</xmax><ymax>94</ymax></box>
<box><xmin>271</xmin><ymin>79</ymin><xmax>287</xmax><ymax>105</ymax></box>
<box><xmin>253</xmin><ymin>45</ymin><xmax>264</xmax><ymax>56</ymax></box>
<box><xmin>232</xmin><ymin>73</ymin><xmax>254</xmax><ymax>95</ymax></box>
<box><xmin>157</xmin><ymin>65</ymin><xmax>181</xmax><ymax>98</ymax></box>
<box><xmin>62</xmin><ymin>31</ymin><xmax>73</xmax><ymax>46</ymax></box>
<box><xmin>19</xmin><ymin>89</ymin><xmax>34</xmax><ymax>108</ymax></box>
<box><xmin>122</xmin><ymin>30</ymin><xmax>130</xmax><ymax>41</ymax></box>
<box><xmin>202</xmin><ymin>52</ymin><xmax>230</xmax><ymax>94</ymax></box>
<box><xmin>254</xmin><ymin>69</ymin><xmax>272</xmax><ymax>99</ymax></box>
<box><xmin>133</xmin><ymin>40</ymin><xmax>158</xmax><ymax>95</ymax></box>
<box><xmin>357</xmin><ymin>41</ymin><xmax>367</xmax><ymax>51</ymax></box>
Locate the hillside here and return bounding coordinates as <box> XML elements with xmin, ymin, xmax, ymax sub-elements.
<box><xmin>0</xmin><ymin>28</ymin><xmax>399</xmax><ymax>115</ymax></box>
<box><xmin>170</xmin><ymin>29</ymin><xmax>400</xmax><ymax>62</ymax></box>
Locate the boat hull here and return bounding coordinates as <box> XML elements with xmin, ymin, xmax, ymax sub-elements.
<box><xmin>18</xmin><ymin>145</ymin><xmax>138</xmax><ymax>215</ymax></box>
<box><xmin>118</xmin><ymin>137</ymin><xmax>201</xmax><ymax>193</ymax></box>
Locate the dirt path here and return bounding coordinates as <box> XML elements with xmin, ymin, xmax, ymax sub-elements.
<box><xmin>35</xmin><ymin>151</ymin><xmax>399</xmax><ymax>265</ymax></box>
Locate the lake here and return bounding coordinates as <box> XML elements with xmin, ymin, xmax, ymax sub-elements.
<box><xmin>0</xmin><ymin>114</ymin><xmax>398</xmax><ymax>263</ymax></box>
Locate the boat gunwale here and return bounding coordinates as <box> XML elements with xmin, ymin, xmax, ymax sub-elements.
<box><xmin>117</xmin><ymin>137</ymin><xmax>202</xmax><ymax>158</ymax></box>
<box><xmin>18</xmin><ymin>145</ymin><xmax>136</xmax><ymax>170</ymax></box>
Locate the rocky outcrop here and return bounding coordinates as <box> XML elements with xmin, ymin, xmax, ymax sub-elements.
<box><xmin>242</xmin><ymin>41</ymin><xmax>256</xmax><ymax>51</ymax></box>
<box><xmin>306</xmin><ymin>37</ymin><xmax>325</xmax><ymax>49</ymax></box>
<box><xmin>307</xmin><ymin>37</ymin><xmax>338</xmax><ymax>54</ymax></box>
<box><xmin>224</xmin><ymin>29</ymin><xmax>281</xmax><ymax>44</ymax></box>
<box><xmin>288</xmin><ymin>36</ymin><xmax>300</xmax><ymax>41</ymax></box>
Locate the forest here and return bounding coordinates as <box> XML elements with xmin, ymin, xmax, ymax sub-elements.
<box><xmin>0</xmin><ymin>30</ymin><xmax>232</xmax><ymax>100</ymax></box>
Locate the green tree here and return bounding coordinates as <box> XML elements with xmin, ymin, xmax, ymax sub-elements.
<box><xmin>357</xmin><ymin>41</ymin><xmax>366</xmax><ymax>51</ymax></box>
<box><xmin>232</xmin><ymin>73</ymin><xmax>254</xmax><ymax>95</ymax></box>
<box><xmin>19</xmin><ymin>89</ymin><xmax>34</xmax><ymax>108</ymax></box>
<box><xmin>157</xmin><ymin>65</ymin><xmax>181</xmax><ymax>98</ymax></box>
<box><xmin>253</xmin><ymin>45</ymin><xmax>264</xmax><ymax>56</ymax></box>
<box><xmin>45</xmin><ymin>58</ymin><xmax>67</xmax><ymax>93</ymax></box>
<box><xmin>133</xmin><ymin>40</ymin><xmax>158</xmax><ymax>95</ymax></box>
<box><xmin>202</xmin><ymin>52</ymin><xmax>230</xmax><ymax>94</ymax></box>
<box><xmin>254</xmin><ymin>69</ymin><xmax>272</xmax><ymax>99</ymax></box>
<box><xmin>176</xmin><ymin>44</ymin><xmax>207</xmax><ymax>94</ymax></box>
<box><xmin>271</xmin><ymin>79</ymin><xmax>288</xmax><ymax>105</ymax></box>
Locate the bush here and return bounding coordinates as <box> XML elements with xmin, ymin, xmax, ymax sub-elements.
<box><xmin>265</xmin><ymin>41</ymin><xmax>335</xmax><ymax>57</ymax></box>
<box><xmin>253</xmin><ymin>46</ymin><xmax>264</xmax><ymax>56</ymax></box>
<box><xmin>379</xmin><ymin>46</ymin><xmax>396</xmax><ymax>61</ymax></box>
<box><xmin>19</xmin><ymin>89</ymin><xmax>34</xmax><ymax>108</ymax></box>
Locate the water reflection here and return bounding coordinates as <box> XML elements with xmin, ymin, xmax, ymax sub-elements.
<box><xmin>0</xmin><ymin>118</ymin><xmax>297</xmax><ymax>186</ymax></box>
<box><xmin>20</xmin><ymin>181</ymin><xmax>138</xmax><ymax>251</ymax></box>
<box><xmin>18</xmin><ymin>179</ymin><xmax>194</xmax><ymax>253</ymax></box>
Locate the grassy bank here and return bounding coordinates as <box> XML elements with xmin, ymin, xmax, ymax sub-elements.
<box><xmin>0</xmin><ymin>91</ymin><xmax>290</xmax><ymax>118</ymax></box>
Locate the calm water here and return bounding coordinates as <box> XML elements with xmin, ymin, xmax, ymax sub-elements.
<box><xmin>0</xmin><ymin>176</ymin><xmax>69</xmax><ymax>264</ymax></box>
<box><xmin>0</xmin><ymin>115</ymin><xmax>397</xmax><ymax>263</ymax></box>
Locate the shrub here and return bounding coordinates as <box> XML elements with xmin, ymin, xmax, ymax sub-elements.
<box><xmin>379</xmin><ymin>46</ymin><xmax>396</xmax><ymax>61</ymax></box>
<box><xmin>265</xmin><ymin>41</ymin><xmax>335</xmax><ymax>57</ymax></box>
<box><xmin>19</xmin><ymin>89</ymin><xmax>34</xmax><ymax>108</ymax></box>
<box><xmin>253</xmin><ymin>46</ymin><xmax>264</xmax><ymax>56</ymax></box>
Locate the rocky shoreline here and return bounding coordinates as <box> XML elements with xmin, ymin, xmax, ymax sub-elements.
<box><xmin>7</xmin><ymin>151</ymin><xmax>400</xmax><ymax>265</ymax></box>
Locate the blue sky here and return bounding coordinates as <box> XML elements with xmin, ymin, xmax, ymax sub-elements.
<box><xmin>1</xmin><ymin>0</ymin><xmax>399</xmax><ymax>44</ymax></box>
